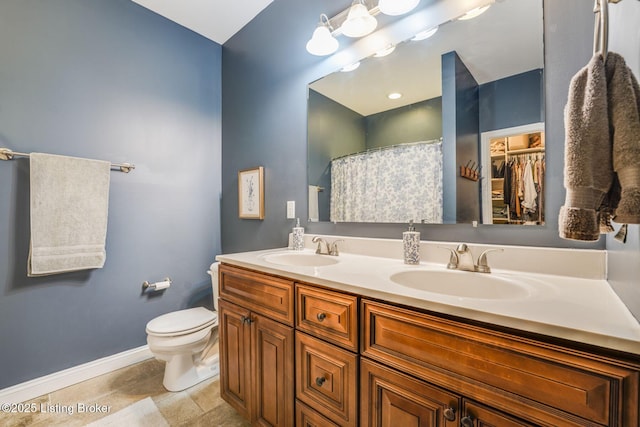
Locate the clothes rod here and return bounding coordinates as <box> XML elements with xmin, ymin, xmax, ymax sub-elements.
<box><xmin>0</xmin><ymin>148</ymin><xmax>135</xmax><ymax>173</ymax></box>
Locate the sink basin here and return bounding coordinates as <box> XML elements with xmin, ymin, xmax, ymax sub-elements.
<box><xmin>262</xmin><ymin>252</ymin><xmax>339</xmax><ymax>267</ymax></box>
<box><xmin>389</xmin><ymin>270</ymin><xmax>531</xmax><ymax>299</ymax></box>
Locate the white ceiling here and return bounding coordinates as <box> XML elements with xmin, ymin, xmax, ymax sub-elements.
<box><xmin>131</xmin><ymin>0</ymin><xmax>274</xmax><ymax>44</ymax></box>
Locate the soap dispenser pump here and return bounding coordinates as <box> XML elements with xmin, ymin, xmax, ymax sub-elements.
<box><xmin>403</xmin><ymin>220</ymin><xmax>420</xmax><ymax>265</ymax></box>
<box><xmin>292</xmin><ymin>218</ymin><xmax>305</xmax><ymax>251</ymax></box>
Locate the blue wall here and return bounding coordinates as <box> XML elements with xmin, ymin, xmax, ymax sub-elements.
<box><xmin>364</xmin><ymin>98</ymin><xmax>443</xmax><ymax>149</ymax></box>
<box><xmin>221</xmin><ymin>0</ymin><xmax>603</xmax><ymax>253</ymax></box>
<box><xmin>479</xmin><ymin>69</ymin><xmax>544</xmax><ymax>133</ymax></box>
<box><xmin>442</xmin><ymin>52</ymin><xmax>480</xmax><ymax>223</ymax></box>
<box><xmin>0</xmin><ymin>0</ymin><xmax>222</xmax><ymax>388</ymax></box>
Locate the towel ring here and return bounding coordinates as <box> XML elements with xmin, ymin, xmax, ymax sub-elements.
<box><xmin>593</xmin><ymin>0</ymin><xmax>609</xmax><ymax>59</ymax></box>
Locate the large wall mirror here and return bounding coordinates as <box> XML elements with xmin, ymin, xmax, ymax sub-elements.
<box><xmin>307</xmin><ymin>0</ymin><xmax>544</xmax><ymax>225</ymax></box>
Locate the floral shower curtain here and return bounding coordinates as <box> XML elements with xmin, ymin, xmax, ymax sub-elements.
<box><xmin>330</xmin><ymin>140</ymin><xmax>443</xmax><ymax>223</ymax></box>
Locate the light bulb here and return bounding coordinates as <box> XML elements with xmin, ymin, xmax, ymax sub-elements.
<box><xmin>378</xmin><ymin>0</ymin><xmax>420</xmax><ymax>16</ymax></box>
<box><xmin>373</xmin><ymin>45</ymin><xmax>396</xmax><ymax>58</ymax></box>
<box><xmin>341</xmin><ymin>1</ymin><xmax>377</xmax><ymax>38</ymax></box>
<box><xmin>412</xmin><ymin>26</ymin><xmax>438</xmax><ymax>41</ymax></box>
<box><xmin>306</xmin><ymin>19</ymin><xmax>339</xmax><ymax>56</ymax></box>
<box><xmin>341</xmin><ymin>62</ymin><xmax>361</xmax><ymax>72</ymax></box>
<box><xmin>458</xmin><ymin>4</ymin><xmax>491</xmax><ymax>21</ymax></box>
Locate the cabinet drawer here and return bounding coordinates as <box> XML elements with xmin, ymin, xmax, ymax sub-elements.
<box><xmin>296</xmin><ymin>284</ymin><xmax>358</xmax><ymax>351</ymax></box>
<box><xmin>362</xmin><ymin>300</ymin><xmax>638</xmax><ymax>426</ymax></box>
<box><xmin>219</xmin><ymin>264</ymin><xmax>294</xmax><ymax>326</ymax></box>
<box><xmin>296</xmin><ymin>401</ymin><xmax>342</xmax><ymax>427</ymax></box>
<box><xmin>361</xmin><ymin>358</ymin><xmax>460</xmax><ymax>427</ymax></box>
<box><xmin>462</xmin><ymin>400</ymin><xmax>536</xmax><ymax>427</ymax></box>
<box><xmin>296</xmin><ymin>332</ymin><xmax>358</xmax><ymax>426</ymax></box>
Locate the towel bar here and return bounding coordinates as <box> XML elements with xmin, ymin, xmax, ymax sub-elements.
<box><xmin>0</xmin><ymin>148</ymin><xmax>135</xmax><ymax>173</ymax></box>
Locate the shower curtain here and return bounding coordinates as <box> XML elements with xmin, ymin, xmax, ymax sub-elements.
<box><xmin>330</xmin><ymin>141</ymin><xmax>443</xmax><ymax>223</ymax></box>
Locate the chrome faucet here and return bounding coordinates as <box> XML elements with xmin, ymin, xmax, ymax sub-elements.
<box><xmin>442</xmin><ymin>244</ymin><xmax>503</xmax><ymax>273</ymax></box>
<box><xmin>312</xmin><ymin>236</ymin><xmax>343</xmax><ymax>256</ymax></box>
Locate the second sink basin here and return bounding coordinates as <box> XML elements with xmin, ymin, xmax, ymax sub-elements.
<box><xmin>262</xmin><ymin>252</ymin><xmax>339</xmax><ymax>267</ymax></box>
<box><xmin>390</xmin><ymin>269</ymin><xmax>531</xmax><ymax>300</ymax></box>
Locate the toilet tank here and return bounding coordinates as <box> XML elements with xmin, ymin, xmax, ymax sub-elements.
<box><xmin>208</xmin><ymin>262</ymin><xmax>220</xmax><ymax>311</ymax></box>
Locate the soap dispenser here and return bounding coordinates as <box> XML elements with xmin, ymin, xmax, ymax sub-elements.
<box><xmin>292</xmin><ymin>218</ymin><xmax>305</xmax><ymax>251</ymax></box>
<box><xmin>403</xmin><ymin>220</ymin><xmax>420</xmax><ymax>265</ymax></box>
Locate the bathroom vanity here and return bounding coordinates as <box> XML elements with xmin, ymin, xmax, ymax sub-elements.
<box><xmin>216</xmin><ymin>236</ymin><xmax>640</xmax><ymax>427</ymax></box>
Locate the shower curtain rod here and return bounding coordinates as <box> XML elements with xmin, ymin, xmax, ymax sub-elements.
<box><xmin>331</xmin><ymin>138</ymin><xmax>442</xmax><ymax>161</ymax></box>
<box><xmin>0</xmin><ymin>148</ymin><xmax>135</xmax><ymax>173</ymax></box>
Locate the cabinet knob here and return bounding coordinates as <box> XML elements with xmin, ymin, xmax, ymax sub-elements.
<box><xmin>443</xmin><ymin>406</ymin><xmax>456</xmax><ymax>421</ymax></box>
<box><xmin>316</xmin><ymin>312</ymin><xmax>327</xmax><ymax>322</ymax></box>
<box><xmin>315</xmin><ymin>376</ymin><xmax>326</xmax><ymax>387</ymax></box>
<box><xmin>241</xmin><ymin>315</ymin><xmax>252</xmax><ymax>325</ymax></box>
<box><xmin>460</xmin><ymin>415</ymin><xmax>474</xmax><ymax>427</ymax></box>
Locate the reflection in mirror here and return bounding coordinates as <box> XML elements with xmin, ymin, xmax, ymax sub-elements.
<box><xmin>480</xmin><ymin>124</ymin><xmax>546</xmax><ymax>225</ymax></box>
<box><xmin>307</xmin><ymin>0</ymin><xmax>544</xmax><ymax>225</ymax></box>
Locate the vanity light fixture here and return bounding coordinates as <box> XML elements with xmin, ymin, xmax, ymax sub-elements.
<box><xmin>458</xmin><ymin>4</ymin><xmax>491</xmax><ymax>21</ymax></box>
<box><xmin>307</xmin><ymin>0</ymin><xmax>423</xmax><ymax>56</ymax></box>
<box><xmin>412</xmin><ymin>26</ymin><xmax>438</xmax><ymax>41</ymax></box>
<box><xmin>378</xmin><ymin>0</ymin><xmax>420</xmax><ymax>16</ymax></box>
<box><xmin>373</xmin><ymin>44</ymin><xmax>396</xmax><ymax>57</ymax></box>
<box><xmin>341</xmin><ymin>62</ymin><xmax>361</xmax><ymax>72</ymax></box>
<box><xmin>388</xmin><ymin>92</ymin><xmax>402</xmax><ymax>100</ymax></box>
<box><xmin>306</xmin><ymin>14</ymin><xmax>339</xmax><ymax>56</ymax></box>
<box><xmin>341</xmin><ymin>0</ymin><xmax>378</xmax><ymax>38</ymax></box>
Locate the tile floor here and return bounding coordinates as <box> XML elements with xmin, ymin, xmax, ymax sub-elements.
<box><xmin>0</xmin><ymin>345</ymin><xmax>250</xmax><ymax>427</ymax></box>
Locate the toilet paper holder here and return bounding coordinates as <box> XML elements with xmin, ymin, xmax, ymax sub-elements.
<box><xmin>142</xmin><ymin>277</ymin><xmax>172</xmax><ymax>292</ymax></box>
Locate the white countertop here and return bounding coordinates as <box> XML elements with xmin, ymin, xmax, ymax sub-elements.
<box><xmin>216</xmin><ymin>235</ymin><xmax>640</xmax><ymax>356</ymax></box>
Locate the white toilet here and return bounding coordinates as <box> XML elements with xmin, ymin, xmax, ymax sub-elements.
<box><xmin>145</xmin><ymin>262</ymin><xmax>221</xmax><ymax>392</ymax></box>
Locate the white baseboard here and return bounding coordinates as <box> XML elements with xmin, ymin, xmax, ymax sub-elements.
<box><xmin>0</xmin><ymin>345</ymin><xmax>153</xmax><ymax>404</ymax></box>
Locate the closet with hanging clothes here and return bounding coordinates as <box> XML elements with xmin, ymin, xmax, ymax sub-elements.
<box><xmin>490</xmin><ymin>131</ymin><xmax>545</xmax><ymax>224</ymax></box>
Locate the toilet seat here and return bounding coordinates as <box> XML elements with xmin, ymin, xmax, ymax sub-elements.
<box><xmin>146</xmin><ymin>327</ymin><xmax>212</xmax><ymax>352</ymax></box>
<box><xmin>146</xmin><ymin>307</ymin><xmax>217</xmax><ymax>337</ymax></box>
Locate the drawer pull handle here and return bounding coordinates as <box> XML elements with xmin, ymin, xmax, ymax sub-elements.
<box><xmin>443</xmin><ymin>406</ymin><xmax>456</xmax><ymax>421</ymax></box>
<box><xmin>315</xmin><ymin>376</ymin><xmax>326</xmax><ymax>387</ymax></box>
<box><xmin>316</xmin><ymin>313</ymin><xmax>327</xmax><ymax>322</ymax></box>
<box><xmin>460</xmin><ymin>415</ymin><xmax>474</xmax><ymax>427</ymax></box>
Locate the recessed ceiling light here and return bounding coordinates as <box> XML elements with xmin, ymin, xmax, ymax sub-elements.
<box><xmin>341</xmin><ymin>62</ymin><xmax>361</xmax><ymax>72</ymax></box>
<box><xmin>458</xmin><ymin>4</ymin><xmax>491</xmax><ymax>21</ymax></box>
<box><xmin>388</xmin><ymin>92</ymin><xmax>402</xmax><ymax>100</ymax></box>
<box><xmin>412</xmin><ymin>26</ymin><xmax>438</xmax><ymax>41</ymax></box>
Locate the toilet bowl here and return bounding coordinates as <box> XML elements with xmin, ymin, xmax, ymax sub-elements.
<box><xmin>145</xmin><ymin>262</ymin><xmax>221</xmax><ymax>392</ymax></box>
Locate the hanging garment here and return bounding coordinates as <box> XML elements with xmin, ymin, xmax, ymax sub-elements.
<box><xmin>521</xmin><ymin>159</ymin><xmax>538</xmax><ymax>213</ymax></box>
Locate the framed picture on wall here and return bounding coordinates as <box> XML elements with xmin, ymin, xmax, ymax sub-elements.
<box><xmin>238</xmin><ymin>166</ymin><xmax>264</xmax><ymax>219</ymax></box>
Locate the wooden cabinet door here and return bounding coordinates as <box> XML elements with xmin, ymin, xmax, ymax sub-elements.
<box><xmin>361</xmin><ymin>358</ymin><xmax>460</xmax><ymax>427</ymax></box>
<box><xmin>296</xmin><ymin>332</ymin><xmax>358</xmax><ymax>426</ymax></box>
<box><xmin>253</xmin><ymin>313</ymin><xmax>294</xmax><ymax>427</ymax></box>
<box><xmin>218</xmin><ymin>299</ymin><xmax>252</xmax><ymax>421</ymax></box>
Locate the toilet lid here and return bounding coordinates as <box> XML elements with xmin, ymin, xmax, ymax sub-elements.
<box><xmin>146</xmin><ymin>307</ymin><xmax>217</xmax><ymax>336</ymax></box>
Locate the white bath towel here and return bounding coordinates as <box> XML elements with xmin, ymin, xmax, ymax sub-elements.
<box><xmin>28</xmin><ymin>153</ymin><xmax>111</xmax><ymax>276</ymax></box>
<box><xmin>308</xmin><ymin>185</ymin><xmax>320</xmax><ymax>222</ymax></box>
